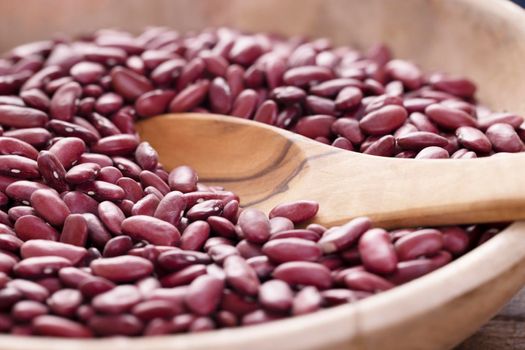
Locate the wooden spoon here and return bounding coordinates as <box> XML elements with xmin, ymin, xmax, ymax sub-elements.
<box><xmin>137</xmin><ymin>113</ymin><xmax>525</xmax><ymax>228</ymax></box>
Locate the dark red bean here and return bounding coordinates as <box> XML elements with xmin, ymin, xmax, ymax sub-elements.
<box><xmin>21</xmin><ymin>240</ymin><xmax>86</xmax><ymax>264</ymax></box>
<box><xmin>263</xmin><ymin>238</ymin><xmax>321</xmax><ymax>263</ymax></box>
<box><xmin>168</xmin><ymin>166</ymin><xmax>198</xmax><ymax>193</ymax></box>
<box><xmin>0</xmin><ymin>105</ymin><xmax>48</xmax><ymax>128</ymax></box>
<box><xmin>14</xmin><ymin>256</ymin><xmax>72</xmax><ymax>278</ymax></box>
<box><xmin>12</xmin><ymin>300</ymin><xmax>48</xmax><ymax>322</ymax></box>
<box><xmin>15</xmin><ymin>215</ymin><xmax>59</xmax><ymax>241</ymax></box>
<box><xmin>318</xmin><ymin>217</ymin><xmax>371</xmax><ymax>253</ymax></box>
<box><xmin>358</xmin><ymin>228</ymin><xmax>397</xmax><ymax>274</ymax></box>
<box><xmin>91</xmin><ymin>256</ymin><xmax>153</xmax><ymax>283</ymax></box>
<box><xmin>224</xmin><ymin>255</ymin><xmax>260</xmax><ymax>296</ymax></box>
<box><xmin>185</xmin><ymin>275</ymin><xmax>224</xmax><ymax>316</ymax></box>
<box><xmin>88</xmin><ymin>314</ymin><xmax>144</xmax><ymax>336</ymax></box>
<box><xmin>259</xmin><ymin>279</ymin><xmax>293</xmax><ymax>312</ymax></box>
<box><xmin>169</xmin><ymin>80</ymin><xmax>210</xmax><ymax>113</ymax></box>
<box><xmin>283</xmin><ymin>66</ymin><xmax>334</xmax><ymax>87</ymax></box>
<box><xmin>293</xmin><ymin>115</ymin><xmax>336</xmax><ymax>139</ymax></box>
<box><xmin>292</xmin><ymin>286</ymin><xmax>322</xmax><ymax>316</ymax></box>
<box><xmin>425</xmin><ymin>104</ymin><xmax>477</xmax><ymax>130</ymax></box>
<box><xmin>180</xmin><ymin>221</ymin><xmax>210</xmax><ymax>251</ymax></box>
<box><xmin>269</xmin><ymin>200</ymin><xmax>319</xmax><ymax>223</ymax></box>
<box><xmin>344</xmin><ymin>270</ymin><xmax>394</xmax><ymax>292</ymax></box>
<box><xmin>48</xmin><ymin>137</ymin><xmax>86</xmax><ymax>169</ymax></box>
<box><xmin>273</xmin><ymin>261</ymin><xmax>331</xmax><ymax>289</ymax></box>
<box><xmin>122</xmin><ymin>215</ymin><xmax>180</xmax><ymax>246</ymax></box>
<box><xmin>33</xmin><ymin>315</ymin><xmax>92</xmax><ymax>338</ymax></box>
<box><xmin>486</xmin><ymin>123</ymin><xmax>523</xmax><ymax>153</ymax></box>
<box><xmin>111</xmin><ymin>66</ymin><xmax>153</xmax><ymax>101</ymax></box>
<box><xmin>50</xmin><ymin>82</ymin><xmax>82</xmax><ymax>121</ymax></box>
<box><xmin>415</xmin><ymin>146</ymin><xmax>449</xmax><ymax>159</ymax></box>
<box><xmin>441</xmin><ymin>226</ymin><xmax>470</xmax><ymax>255</ymax></box>
<box><xmin>456</xmin><ymin>126</ymin><xmax>492</xmax><ymax>154</ymax></box>
<box><xmin>65</xmin><ymin>163</ymin><xmax>101</xmax><ymax>185</ymax></box>
<box><xmin>30</xmin><ymin>189</ymin><xmax>70</xmax><ymax>226</ymax></box>
<box><xmin>238</xmin><ymin>208</ymin><xmax>270</xmax><ymax>244</ymax></box>
<box><xmin>395</xmin><ymin>229</ymin><xmax>444</xmax><ymax>261</ymax></box>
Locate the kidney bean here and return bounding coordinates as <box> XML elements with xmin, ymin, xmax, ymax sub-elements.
<box><xmin>358</xmin><ymin>228</ymin><xmax>397</xmax><ymax>274</ymax></box>
<box><xmin>65</xmin><ymin>163</ymin><xmax>100</xmax><ymax>185</ymax></box>
<box><xmin>0</xmin><ymin>233</ymin><xmax>23</xmax><ymax>252</ymax></box>
<box><xmin>237</xmin><ymin>208</ymin><xmax>270</xmax><ymax>244</ymax></box>
<box><xmin>415</xmin><ymin>146</ymin><xmax>449</xmax><ymax>159</ymax></box>
<box><xmin>478</xmin><ymin>113</ymin><xmax>524</xmax><ymax>131</ymax></box>
<box><xmin>77</xmin><ymin>181</ymin><xmax>126</xmax><ymax>201</ymax></box>
<box><xmin>263</xmin><ymin>238</ymin><xmax>322</xmax><ymax>263</ymax></box>
<box><xmin>430</xmin><ymin>75</ymin><xmax>476</xmax><ymax>98</ymax></box>
<box><xmin>283</xmin><ymin>66</ymin><xmax>334</xmax><ymax>87</ymax></box>
<box><xmin>455</xmin><ymin>126</ymin><xmax>492</xmax><ymax>154</ymax></box>
<box><xmin>48</xmin><ymin>137</ymin><xmax>86</xmax><ymax>170</ymax></box>
<box><xmin>273</xmin><ymin>261</ymin><xmax>331</xmax><ymax>289</ymax></box>
<box><xmin>58</xmin><ymin>214</ymin><xmax>88</xmax><ymax>247</ymax></box>
<box><xmin>318</xmin><ymin>217</ymin><xmax>371</xmax><ymax>253</ymax></box>
<box><xmin>97</xmin><ymin>166</ymin><xmax>123</xmax><ymax>184</ymax></box>
<box><xmin>486</xmin><ymin>123</ymin><xmax>523</xmax><ymax>152</ymax></box>
<box><xmin>292</xmin><ymin>115</ymin><xmax>335</xmax><ymax>139</ymax></box>
<box><xmin>186</xmin><ymin>199</ymin><xmax>224</xmax><ymax>221</ymax></box>
<box><xmin>185</xmin><ymin>275</ymin><xmax>224</xmax><ymax>315</ymax></box>
<box><xmin>167</xmin><ymin>166</ymin><xmax>198</xmax><ymax>193</ymax></box>
<box><xmin>223</xmin><ymin>255</ymin><xmax>260</xmax><ymax>296</ymax></box>
<box><xmin>14</xmin><ymin>256</ymin><xmax>72</xmax><ymax>278</ymax></box>
<box><xmin>49</xmin><ymin>81</ymin><xmax>82</xmax><ymax>121</ymax></box>
<box><xmin>122</xmin><ymin>215</ymin><xmax>180</xmax><ymax>246</ymax></box>
<box><xmin>92</xmin><ymin>285</ymin><xmax>142</xmax><ymax>315</ymax></box>
<box><xmin>91</xmin><ymin>256</ymin><xmax>153</xmax><ymax>283</ymax></box>
<box><xmin>47</xmin><ymin>289</ymin><xmax>82</xmax><ymax>318</ymax></box>
<box><xmin>62</xmin><ymin>191</ymin><xmax>98</xmax><ymax>215</ymax></box>
<box><xmin>362</xmin><ymin>135</ymin><xmax>395</xmax><ymax>157</ymax></box>
<box><xmin>97</xmin><ymin>201</ymin><xmax>124</xmax><ymax>234</ymax></box>
<box><xmin>395</xmin><ymin>229</ymin><xmax>444</xmax><ymax>261</ymax></box>
<box><xmin>157</xmin><ymin>249</ymin><xmax>210</xmax><ymax>271</ymax></box>
<box><xmin>88</xmin><ymin>314</ymin><xmax>143</xmax><ymax>336</ymax></box>
<box><xmin>269</xmin><ymin>217</ymin><xmax>294</xmax><ymax>235</ymax></box>
<box><xmin>15</xmin><ymin>215</ymin><xmax>59</xmax><ymax>241</ymax></box>
<box><xmin>396</xmin><ymin>131</ymin><xmax>447</xmax><ymax>151</ymax></box>
<box><xmin>169</xmin><ymin>80</ymin><xmax>210</xmax><ymax>113</ymax></box>
<box><xmin>102</xmin><ymin>236</ymin><xmax>132</xmax><ymax>257</ymax></box>
<box><xmin>258</xmin><ymin>279</ymin><xmax>293</xmax><ymax>313</ymax></box>
<box><xmin>111</xmin><ymin>66</ymin><xmax>153</xmax><ymax>101</ymax></box>
<box><xmin>387</xmin><ymin>251</ymin><xmax>453</xmax><ymax>285</ymax></box>
<box><xmin>78</xmin><ymin>153</ymin><xmax>113</xmax><ymax>168</ymax></box>
<box><xmin>0</xmin><ymin>105</ymin><xmax>48</xmax><ymax>128</ymax></box>
<box><xmin>131</xmin><ymin>193</ymin><xmax>160</xmax><ymax>216</ymax></box>
<box><xmin>30</xmin><ymin>189</ymin><xmax>70</xmax><ymax>226</ymax></box>
<box><xmin>21</xmin><ymin>240</ymin><xmax>86</xmax><ymax>265</ymax></box>
<box><xmin>425</xmin><ymin>104</ymin><xmax>477</xmax><ymax>130</ymax></box>
<box><xmin>12</xmin><ymin>300</ymin><xmax>48</xmax><ymax>322</ymax></box>
<box><xmin>33</xmin><ymin>315</ymin><xmax>92</xmax><ymax>338</ymax></box>
<box><xmin>268</xmin><ymin>200</ymin><xmax>319</xmax><ymax>224</ymax></box>
<box><xmin>441</xmin><ymin>226</ymin><xmax>470</xmax><ymax>255</ymax></box>
<box><xmin>3</xmin><ymin>128</ymin><xmax>50</xmax><ymax>148</ymax></box>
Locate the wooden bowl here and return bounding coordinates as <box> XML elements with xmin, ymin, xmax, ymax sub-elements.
<box><xmin>1</xmin><ymin>0</ymin><xmax>525</xmax><ymax>349</ymax></box>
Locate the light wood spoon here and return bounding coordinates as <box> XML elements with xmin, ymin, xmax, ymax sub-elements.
<box><xmin>137</xmin><ymin>113</ymin><xmax>525</xmax><ymax>228</ymax></box>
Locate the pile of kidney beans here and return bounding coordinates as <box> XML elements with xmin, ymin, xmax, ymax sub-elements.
<box><xmin>0</xmin><ymin>26</ymin><xmax>521</xmax><ymax>337</ymax></box>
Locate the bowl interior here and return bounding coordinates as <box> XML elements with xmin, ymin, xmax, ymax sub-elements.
<box><xmin>1</xmin><ymin>0</ymin><xmax>525</xmax><ymax>349</ymax></box>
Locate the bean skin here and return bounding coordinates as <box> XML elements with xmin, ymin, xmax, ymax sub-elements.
<box><xmin>91</xmin><ymin>256</ymin><xmax>154</xmax><ymax>283</ymax></box>
<box><xmin>273</xmin><ymin>261</ymin><xmax>331</xmax><ymax>289</ymax></box>
<box><xmin>318</xmin><ymin>217</ymin><xmax>372</xmax><ymax>254</ymax></box>
<box><xmin>121</xmin><ymin>215</ymin><xmax>180</xmax><ymax>246</ymax></box>
<box><xmin>185</xmin><ymin>275</ymin><xmax>224</xmax><ymax>316</ymax></box>
<box><xmin>358</xmin><ymin>228</ymin><xmax>397</xmax><ymax>274</ymax></box>
<box><xmin>269</xmin><ymin>200</ymin><xmax>319</xmax><ymax>223</ymax></box>
<box><xmin>395</xmin><ymin>229</ymin><xmax>444</xmax><ymax>261</ymax></box>
<box><xmin>30</xmin><ymin>189</ymin><xmax>70</xmax><ymax>227</ymax></box>
<box><xmin>238</xmin><ymin>208</ymin><xmax>271</xmax><ymax>244</ymax></box>
<box><xmin>263</xmin><ymin>238</ymin><xmax>322</xmax><ymax>263</ymax></box>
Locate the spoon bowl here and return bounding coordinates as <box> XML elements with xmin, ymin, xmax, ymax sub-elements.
<box><xmin>137</xmin><ymin>113</ymin><xmax>525</xmax><ymax>228</ymax></box>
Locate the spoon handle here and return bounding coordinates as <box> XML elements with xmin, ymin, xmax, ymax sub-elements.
<box><xmin>277</xmin><ymin>144</ymin><xmax>525</xmax><ymax>228</ymax></box>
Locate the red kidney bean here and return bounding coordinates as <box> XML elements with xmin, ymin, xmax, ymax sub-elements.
<box><xmin>0</xmin><ymin>155</ymin><xmax>39</xmax><ymax>179</ymax></box>
<box><xmin>305</xmin><ymin>96</ymin><xmax>336</xmax><ymax>115</ymax></box>
<box><xmin>111</xmin><ymin>66</ymin><xmax>153</xmax><ymax>101</ymax></box>
<box><xmin>6</xmin><ymin>181</ymin><xmax>50</xmax><ymax>204</ymax></box>
<box><xmin>456</xmin><ymin>126</ymin><xmax>492</xmax><ymax>154</ymax></box>
<box><xmin>388</xmin><ymin>251</ymin><xmax>453</xmax><ymax>285</ymax></box>
<box><xmin>205</xmin><ymin>216</ymin><xmax>235</xmax><ymax>239</ymax></box>
<box><xmin>318</xmin><ymin>217</ymin><xmax>371</xmax><ymax>253</ymax></box>
<box><xmin>384</xmin><ymin>59</ymin><xmax>422</xmax><ymax>89</ymax></box>
<box><xmin>117</xmin><ymin>177</ymin><xmax>143</xmax><ymax>203</ymax></box>
<box><xmin>48</xmin><ymin>120</ymin><xmax>100</xmax><ymax>144</ymax></box>
<box><xmin>48</xmin><ymin>137</ymin><xmax>86</xmax><ymax>170</ymax></box>
<box><xmin>176</xmin><ymin>222</ymin><xmax>209</xmax><ymax>252</ymax></box>
<box><xmin>33</xmin><ymin>315</ymin><xmax>92</xmax><ymax>338</ymax></box>
<box><xmin>47</xmin><ymin>288</ymin><xmax>82</xmax><ymax>317</ymax></box>
<box><xmin>78</xmin><ymin>153</ymin><xmax>113</xmax><ymax>168</ymax></box>
<box><xmin>12</xmin><ymin>300</ymin><xmax>48</xmax><ymax>322</ymax></box>
<box><xmin>63</xmin><ymin>191</ymin><xmax>98</xmax><ymax>215</ymax></box>
<box><xmin>168</xmin><ymin>166</ymin><xmax>198</xmax><ymax>193</ymax></box>
<box><xmin>21</xmin><ymin>240</ymin><xmax>86</xmax><ymax>264</ymax></box>
<box><xmin>292</xmin><ymin>286</ymin><xmax>322</xmax><ymax>316</ymax></box>
<box><xmin>88</xmin><ymin>314</ymin><xmax>144</xmax><ymax>336</ymax></box>
<box><xmin>91</xmin><ymin>134</ymin><xmax>138</xmax><ymax>156</ymax></box>
<box><xmin>269</xmin><ymin>217</ymin><xmax>294</xmax><ymax>235</ymax></box>
<box><xmin>103</xmin><ymin>236</ymin><xmax>133</xmax><ymax>257</ymax></box>
<box><xmin>363</xmin><ymin>135</ymin><xmax>396</xmax><ymax>157</ymax></box>
<box><xmin>236</xmin><ymin>240</ymin><xmax>263</xmax><ymax>259</ymax></box>
<box><xmin>35</xmin><ymin>151</ymin><xmax>67</xmax><ymax>193</ymax></box>
<box><xmin>478</xmin><ymin>113</ymin><xmax>524</xmax><ymax>131</ymax></box>
<box><xmin>0</xmin><ymin>137</ymin><xmax>37</xmax><ymax>160</ymax></box>
<box><xmin>59</xmin><ymin>214</ymin><xmax>88</xmax><ymax>247</ymax></box>
<box><xmin>360</xmin><ymin>105</ymin><xmax>408</xmax><ymax>135</ymax></box>
<box><xmin>157</xmin><ymin>249</ymin><xmax>210</xmax><ymax>271</ymax></box>
<box><xmin>229</xmin><ymin>89</ymin><xmax>257</xmax><ymax>118</ymax></box>
<box><xmin>65</xmin><ymin>163</ymin><xmax>101</xmax><ymax>185</ymax></box>
<box><xmin>273</xmin><ymin>261</ymin><xmax>331</xmax><ymax>289</ymax></box>
<box><xmin>30</xmin><ymin>189</ymin><xmax>70</xmax><ymax>226</ymax></box>
<box><xmin>4</xmin><ymin>128</ymin><xmax>51</xmax><ymax>148</ymax></box>
<box><xmin>358</xmin><ymin>228</ymin><xmax>397</xmax><ymax>274</ymax></box>
<box><xmin>486</xmin><ymin>123</ymin><xmax>523</xmax><ymax>152</ymax></box>
<box><xmin>269</xmin><ymin>200</ymin><xmax>319</xmax><ymax>224</ymax></box>
<box><xmin>293</xmin><ymin>115</ymin><xmax>336</xmax><ymax>139</ymax></box>
<box><xmin>14</xmin><ymin>256</ymin><xmax>72</xmax><ymax>278</ymax></box>
<box><xmin>98</xmin><ymin>201</ymin><xmax>125</xmax><ymax>234</ymax></box>
<box><xmin>238</xmin><ymin>208</ymin><xmax>270</xmax><ymax>244</ymax></box>
<box><xmin>97</xmin><ymin>166</ymin><xmax>123</xmax><ymax>184</ymax></box>
<box><xmin>169</xmin><ymin>80</ymin><xmax>210</xmax><ymax>113</ymax></box>
<box><xmin>0</xmin><ymin>234</ymin><xmax>22</xmax><ymax>252</ymax></box>
<box><xmin>430</xmin><ymin>75</ymin><xmax>476</xmax><ymax>98</ymax></box>
<box><xmin>160</xmin><ymin>264</ymin><xmax>207</xmax><ymax>288</ymax></box>
<box><xmin>70</xmin><ymin>62</ymin><xmax>105</xmax><ymax>84</ymax></box>
<box><xmin>8</xmin><ymin>279</ymin><xmax>49</xmax><ymax>302</ymax></box>
<box><xmin>415</xmin><ymin>146</ymin><xmax>449</xmax><ymax>159</ymax></box>
<box><xmin>441</xmin><ymin>226</ymin><xmax>470</xmax><ymax>255</ymax></box>
<box><xmin>49</xmin><ymin>81</ymin><xmax>82</xmax><ymax>121</ymax></box>
<box><xmin>91</xmin><ymin>256</ymin><xmax>153</xmax><ymax>283</ymax></box>
<box><xmin>77</xmin><ymin>181</ymin><xmax>126</xmax><ymax>201</ymax></box>
<box><xmin>186</xmin><ymin>199</ymin><xmax>224</xmax><ymax>221</ymax></box>
<box><xmin>270</xmin><ymin>229</ymin><xmax>320</xmax><ymax>242</ymax></box>
<box><xmin>344</xmin><ymin>270</ymin><xmax>394</xmax><ymax>292</ymax></box>
<box><xmin>0</xmin><ymin>105</ymin><xmax>48</xmax><ymax>128</ymax></box>
<box><xmin>395</xmin><ymin>229</ymin><xmax>444</xmax><ymax>261</ymax></box>
<box><xmin>259</xmin><ymin>279</ymin><xmax>293</xmax><ymax>313</ymax></box>
<box><xmin>283</xmin><ymin>66</ymin><xmax>334</xmax><ymax>87</ymax></box>
<box><xmin>122</xmin><ymin>215</ymin><xmax>180</xmax><ymax>246</ymax></box>
<box><xmin>331</xmin><ymin>118</ymin><xmax>364</xmax><ymax>144</ymax></box>
<box><xmin>396</xmin><ymin>131</ymin><xmax>448</xmax><ymax>150</ymax></box>
<box><xmin>15</xmin><ymin>215</ymin><xmax>59</xmax><ymax>241</ymax></box>
<box><xmin>185</xmin><ymin>275</ymin><xmax>224</xmax><ymax>315</ymax></box>
<box><xmin>131</xmin><ymin>193</ymin><xmax>160</xmax><ymax>216</ymax></box>
<box><xmin>425</xmin><ymin>104</ymin><xmax>477</xmax><ymax>130</ymax></box>
<box><xmin>263</xmin><ymin>238</ymin><xmax>322</xmax><ymax>263</ymax></box>
<box><xmin>139</xmin><ymin>170</ymin><xmax>169</xmax><ymax>195</ymax></box>
<box><xmin>223</xmin><ymin>255</ymin><xmax>260</xmax><ymax>297</ymax></box>
<box><xmin>92</xmin><ymin>285</ymin><xmax>142</xmax><ymax>314</ymax></box>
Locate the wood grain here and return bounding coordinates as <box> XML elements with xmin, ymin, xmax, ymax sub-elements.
<box><xmin>459</xmin><ymin>287</ymin><xmax>525</xmax><ymax>349</ymax></box>
<box><xmin>138</xmin><ymin>113</ymin><xmax>525</xmax><ymax>228</ymax></box>
<box><xmin>0</xmin><ymin>0</ymin><xmax>525</xmax><ymax>349</ymax></box>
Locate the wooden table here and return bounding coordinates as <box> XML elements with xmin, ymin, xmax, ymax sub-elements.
<box><xmin>458</xmin><ymin>287</ymin><xmax>525</xmax><ymax>349</ymax></box>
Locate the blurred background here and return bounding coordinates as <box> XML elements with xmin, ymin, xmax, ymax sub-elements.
<box><xmin>513</xmin><ymin>0</ymin><xmax>525</xmax><ymax>6</ymax></box>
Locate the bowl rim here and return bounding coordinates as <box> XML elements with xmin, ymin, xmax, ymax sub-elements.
<box><xmin>1</xmin><ymin>0</ymin><xmax>525</xmax><ymax>348</ymax></box>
